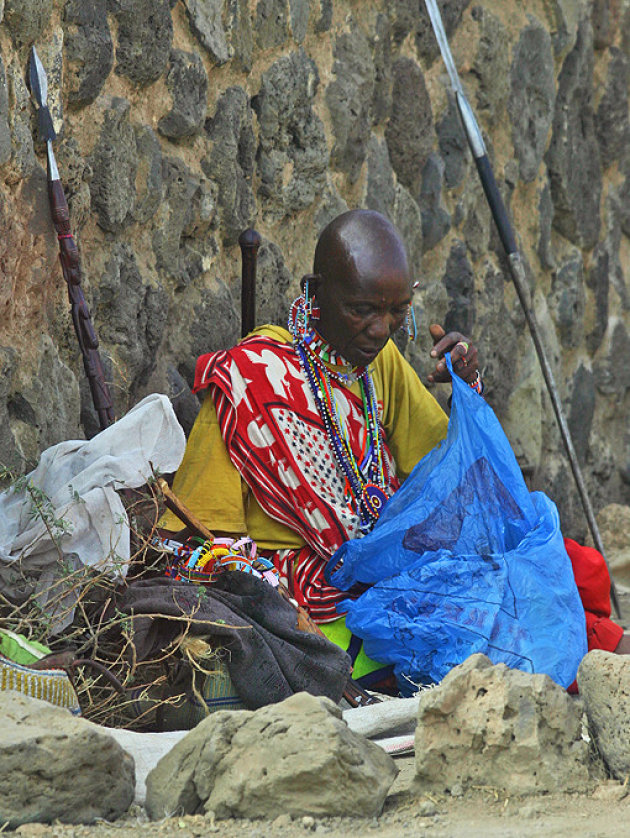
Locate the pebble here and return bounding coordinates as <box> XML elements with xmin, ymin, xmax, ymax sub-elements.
<box><xmin>273</xmin><ymin>813</ymin><xmax>293</xmax><ymax>828</ymax></box>
<box><xmin>418</xmin><ymin>799</ymin><xmax>438</xmax><ymax>817</ymax></box>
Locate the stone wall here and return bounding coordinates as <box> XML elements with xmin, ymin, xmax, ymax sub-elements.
<box><xmin>0</xmin><ymin>0</ymin><xmax>629</xmax><ymax>536</ymax></box>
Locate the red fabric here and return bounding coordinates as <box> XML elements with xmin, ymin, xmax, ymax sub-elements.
<box><xmin>193</xmin><ymin>336</ymin><xmax>398</xmax><ymax>622</ymax></box>
<box><xmin>564</xmin><ymin>538</ymin><xmax>623</xmax><ymax>693</ymax></box>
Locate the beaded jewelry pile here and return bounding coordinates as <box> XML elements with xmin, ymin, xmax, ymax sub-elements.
<box><xmin>156</xmin><ymin>535</ymin><xmax>280</xmax><ymax>588</ymax></box>
<box><xmin>288</xmin><ymin>283</ymin><xmax>390</xmax><ymax>533</ymax></box>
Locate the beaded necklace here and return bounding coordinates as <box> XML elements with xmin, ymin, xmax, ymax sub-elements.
<box><xmin>289</xmin><ymin>305</ymin><xmax>389</xmax><ymax>532</ymax></box>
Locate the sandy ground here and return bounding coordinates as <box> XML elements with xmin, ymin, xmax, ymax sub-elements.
<box><xmin>11</xmin><ymin>758</ymin><xmax>630</xmax><ymax>838</ymax></box>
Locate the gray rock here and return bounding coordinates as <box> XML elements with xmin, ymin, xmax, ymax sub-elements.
<box><xmin>253</xmin><ymin>49</ymin><xmax>328</xmax><ymax>220</ymax></box>
<box><xmin>0</xmin><ymin>53</ymin><xmax>10</xmax><ymax>167</ymax></box>
<box><xmin>145</xmin><ymin>692</ymin><xmax>397</xmax><ymax>820</ymax></box>
<box><xmin>589</xmin><ymin>503</ymin><xmax>630</xmax><ymax>588</ymax></box>
<box><xmin>179</xmin><ymin>280</ymin><xmax>240</xmax><ymax>385</ymax></box>
<box><xmin>392</xmin><ymin>184</ymin><xmax>423</xmax><ymax>277</ymax></box>
<box><xmin>95</xmin><ymin>243</ymin><xmax>168</xmax><ymax>394</ymax></box>
<box><xmin>472</xmin><ymin>6</ymin><xmax>509</xmax><ymax>119</ymax></box>
<box><xmin>415</xmin><ymin>654</ymin><xmax>590</xmax><ymax>796</ymax></box>
<box><xmin>0</xmin><ymin>691</ymin><xmax>134</xmax><ymax>828</ymax></box>
<box><xmin>388</xmin><ymin>0</ymin><xmax>470</xmax><ymax>61</ymax></box>
<box><xmin>592</xmin><ymin>0</ymin><xmax>618</xmax><ymax>50</ymax></box>
<box><xmin>132</xmin><ymin>125</ymin><xmax>163</xmax><ymax>224</ymax></box>
<box><xmin>158</xmin><ymin>49</ymin><xmax>208</xmax><ymax>140</ymax></box>
<box><xmin>3</xmin><ymin>0</ymin><xmax>52</xmax><ymax>47</ymax></box>
<box><xmin>203</xmin><ymin>86</ymin><xmax>256</xmax><ymax>246</ymax></box>
<box><xmin>537</xmin><ymin>180</ymin><xmax>555</xmax><ymax>270</ymax></box>
<box><xmin>593</xmin><ymin>321</ymin><xmax>630</xmax><ymax>397</ymax></box>
<box><xmin>54</xmin><ymin>137</ymin><xmax>93</xmax><ymax>232</ymax></box>
<box><xmin>9</xmin><ymin>335</ymin><xmax>82</xmax><ymax>461</ymax></box>
<box><xmin>546</xmin><ymin>0</ymin><xmax>589</xmax><ymax>59</ymax></box>
<box><xmin>370</xmin><ymin>14</ymin><xmax>392</xmax><ymax>127</ymax></box>
<box><xmin>568</xmin><ymin>365</ymin><xmax>595</xmax><ymax>465</ymax></box>
<box><xmin>289</xmin><ymin>0</ymin><xmax>309</xmax><ymax>43</ymax></box>
<box><xmin>227</xmin><ymin>0</ymin><xmax>253</xmax><ymax>72</ymax></box>
<box><xmin>549</xmin><ymin>252</ymin><xmax>585</xmax><ymax>349</ymax></box>
<box><xmin>255</xmin><ymin>0</ymin><xmax>290</xmax><ymax>50</ymax></box>
<box><xmin>255</xmin><ymin>239</ymin><xmax>293</xmax><ymax>328</ymax></box>
<box><xmin>578</xmin><ymin>651</ymin><xmax>630</xmax><ymax>780</ymax></box>
<box><xmin>443</xmin><ymin>240</ymin><xmax>474</xmax><ymax>337</ymax></box>
<box><xmin>63</xmin><ymin>0</ymin><xmax>113</xmax><ymax>107</ymax></box>
<box><xmin>183</xmin><ymin>0</ymin><xmax>230</xmax><ymax>65</ymax></box>
<box><xmin>419</xmin><ymin>153</ymin><xmax>451</xmax><ymax>253</ymax></box>
<box><xmin>595</xmin><ymin>47</ymin><xmax>630</xmax><ymax>170</ymax></box>
<box><xmin>437</xmin><ymin>92</ymin><xmax>468</xmax><ymax>189</ymax></box>
<box><xmin>166</xmin><ymin>365</ymin><xmax>201</xmax><ymax>437</ymax></box>
<box><xmin>0</xmin><ymin>346</ymin><xmax>19</xmax><ymax>471</ymax></box>
<box><xmin>109</xmin><ymin>0</ymin><xmax>173</xmax><ymax>85</ymax></box>
<box><xmin>152</xmin><ymin>156</ymin><xmax>214</xmax><ymax>288</ymax></box>
<box><xmin>89</xmin><ymin>98</ymin><xmax>138</xmax><ymax>233</ymax></box>
<box><xmin>326</xmin><ymin>26</ymin><xmax>375</xmax><ymax>183</ymax></box>
<box><xmin>509</xmin><ymin>21</ymin><xmax>556</xmax><ymax>183</ymax></box>
<box><xmin>314</xmin><ymin>0</ymin><xmax>332</xmax><ymax>33</ymax></box>
<box><xmin>586</xmin><ymin>242</ymin><xmax>610</xmax><ymax>355</ymax></box>
<box><xmin>545</xmin><ymin>20</ymin><xmax>602</xmax><ymax>250</ymax></box>
<box><xmin>5</xmin><ymin>60</ymin><xmax>36</xmax><ymax>182</ymax></box>
<box><xmin>366</xmin><ymin>135</ymin><xmax>396</xmax><ymax>219</ymax></box>
<box><xmin>385</xmin><ymin>58</ymin><xmax>433</xmax><ymax>196</ymax></box>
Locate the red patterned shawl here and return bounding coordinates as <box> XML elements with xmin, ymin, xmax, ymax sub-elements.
<box><xmin>193</xmin><ymin>336</ymin><xmax>399</xmax><ymax>620</ymax></box>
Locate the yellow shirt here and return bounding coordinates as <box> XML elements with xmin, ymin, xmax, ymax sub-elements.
<box><xmin>160</xmin><ymin>326</ymin><xmax>448</xmax><ymax>547</ymax></box>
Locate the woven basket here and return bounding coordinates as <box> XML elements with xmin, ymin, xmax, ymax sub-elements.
<box><xmin>0</xmin><ymin>654</ymin><xmax>81</xmax><ymax>715</ymax></box>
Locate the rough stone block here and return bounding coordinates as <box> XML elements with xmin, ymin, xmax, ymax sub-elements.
<box><xmin>508</xmin><ymin>21</ymin><xmax>556</xmax><ymax>183</ymax></box>
<box><xmin>110</xmin><ymin>0</ymin><xmax>173</xmax><ymax>85</ymax></box>
<box><xmin>4</xmin><ymin>0</ymin><xmax>52</xmax><ymax>48</ymax></box>
<box><xmin>545</xmin><ymin>19</ymin><xmax>602</xmax><ymax>249</ymax></box>
<box><xmin>145</xmin><ymin>692</ymin><xmax>397</xmax><ymax>820</ymax></box>
<box><xmin>415</xmin><ymin>654</ymin><xmax>590</xmax><ymax>796</ymax></box>
<box><xmin>252</xmin><ymin>49</ymin><xmax>328</xmax><ymax>219</ymax></box>
<box><xmin>63</xmin><ymin>0</ymin><xmax>113</xmax><ymax>107</ymax></box>
<box><xmin>578</xmin><ymin>651</ymin><xmax>630</xmax><ymax>780</ymax></box>
<box><xmin>0</xmin><ymin>691</ymin><xmax>134</xmax><ymax>828</ymax></box>
<box><xmin>385</xmin><ymin>58</ymin><xmax>433</xmax><ymax>196</ymax></box>
<box><xmin>203</xmin><ymin>86</ymin><xmax>256</xmax><ymax>245</ymax></box>
<box><xmin>183</xmin><ymin>0</ymin><xmax>230</xmax><ymax>65</ymax></box>
<box><xmin>326</xmin><ymin>26</ymin><xmax>375</xmax><ymax>184</ymax></box>
<box><xmin>158</xmin><ymin>49</ymin><xmax>208</xmax><ymax>139</ymax></box>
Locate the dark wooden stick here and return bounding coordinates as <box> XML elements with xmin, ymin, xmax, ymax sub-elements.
<box><xmin>239</xmin><ymin>228</ymin><xmax>261</xmax><ymax>338</ymax></box>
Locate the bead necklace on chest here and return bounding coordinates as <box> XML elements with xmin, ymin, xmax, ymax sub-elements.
<box><xmin>288</xmin><ymin>298</ymin><xmax>389</xmax><ymax>533</ymax></box>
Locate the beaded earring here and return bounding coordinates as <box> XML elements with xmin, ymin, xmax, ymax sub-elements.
<box><xmin>288</xmin><ymin>276</ymin><xmax>320</xmax><ymax>341</ymax></box>
<box><xmin>405</xmin><ymin>304</ymin><xmax>417</xmax><ymax>341</ymax></box>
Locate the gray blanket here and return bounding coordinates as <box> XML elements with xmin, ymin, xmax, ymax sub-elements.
<box><xmin>116</xmin><ymin>573</ymin><xmax>351</xmax><ymax>709</ymax></box>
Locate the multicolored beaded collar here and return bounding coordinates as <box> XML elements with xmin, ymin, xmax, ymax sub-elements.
<box><xmin>288</xmin><ymin>297</ymin><xmax>389</xmax><ymax>532</ymax></box>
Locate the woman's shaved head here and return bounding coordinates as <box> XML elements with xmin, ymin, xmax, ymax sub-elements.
<box><xmin>309</xmin><ymin>210</ymin><xmax>413</xmax><ymax>365</ymax></box>
<box><xmin>313</xmin><ymin>209</ymin><xmax>409</xmax><ymax>289</ymax></box>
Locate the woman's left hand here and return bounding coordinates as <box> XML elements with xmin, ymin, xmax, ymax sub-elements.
<box><xmin>427</xmin><ymin>323</ymin><xmax>479</xmax><ymax>385</ymax></box>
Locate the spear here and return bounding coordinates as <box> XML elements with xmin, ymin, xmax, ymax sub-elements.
<box><xmin>28</xmin><ymin>47</ymin><xmax>115</xmax><ymax>432</ymax></box>
<box><xmin>423</xmin><ymin>0</ymin><xmax>622</xmax><ymax>618</ymax></box>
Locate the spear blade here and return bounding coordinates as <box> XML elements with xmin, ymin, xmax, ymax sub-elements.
<box><xmin>28</xmin><ymin>47</ymin><xmax>56</xmax><ymax>144</ymax></box>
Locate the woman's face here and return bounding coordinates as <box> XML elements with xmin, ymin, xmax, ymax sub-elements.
<box><xmin>314</xmin><ymin>258</ymin><xmax>412</xmax><ymax>367</ymax></box>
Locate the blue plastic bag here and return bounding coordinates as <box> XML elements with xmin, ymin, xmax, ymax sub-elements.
<box><xmin>326</xmin><ymin>356</ymin><xmax>587</xmax><ymax>694</ymax></box>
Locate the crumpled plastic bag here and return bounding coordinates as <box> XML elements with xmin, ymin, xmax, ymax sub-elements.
<box><xmin>326</xmin><ymin>357</ymin><xmax>587</xmax><ymax>693</ymax></box>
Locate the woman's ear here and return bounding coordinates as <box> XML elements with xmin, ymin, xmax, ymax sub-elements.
<box><xmin>300</xmin><ymin>273</ymin><xmax>322</xmax><ymax>296</ymax></box>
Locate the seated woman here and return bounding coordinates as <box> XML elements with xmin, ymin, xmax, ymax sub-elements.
<box><xmin>161</xmin><ymin>209</ymin><xmax>627</xmax><ymax>686</ymax></box>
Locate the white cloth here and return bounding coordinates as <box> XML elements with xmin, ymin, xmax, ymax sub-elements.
<box><xmin>0</xmin><ymin>394</ymin><xmax>186</xmax><ymax>629</ymax></box>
